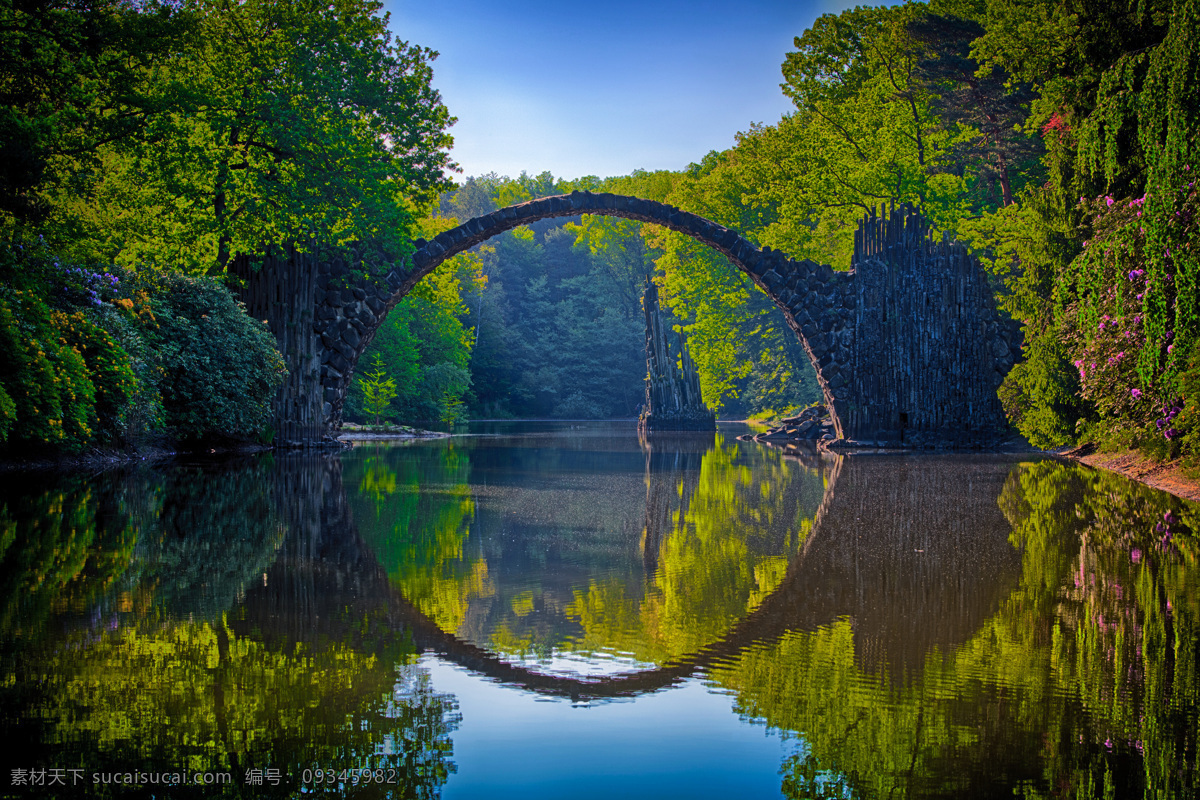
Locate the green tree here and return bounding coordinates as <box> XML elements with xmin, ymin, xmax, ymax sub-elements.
<box><xmin>0</xmin><ymin>0</ymin><xmax>193</xmax><ymax>227</ymax></box>
<box><xmin>358</xmin><ymin>355</ymin><xmax>398</xmax><ymax>427</ymax></box>
<box><xmin>69</xmin><ymin>0</ymin><xmax>455</xmax><ymax>273</ymax></box>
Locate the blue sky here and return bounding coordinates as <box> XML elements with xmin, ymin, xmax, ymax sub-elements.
<box><xmin>382</xmin><ymin>0</ymin><xmax>860</xmax><ymax>182</ymax></box>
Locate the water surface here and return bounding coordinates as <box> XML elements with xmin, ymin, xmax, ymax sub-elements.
<box><xmin>1</xmin><ymin>421</ymin><xmax>1197</xmax><ymax>798</ymax></box>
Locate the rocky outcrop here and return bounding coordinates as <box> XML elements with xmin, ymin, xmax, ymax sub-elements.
<box><xmin>739</xmin><ymin>404</ymin><xmax>835</xmax><ymax>444</ymax></box>
<box><xmin>638</xmin><ymin>283</ymin><xmax>715</xmax><ymax>432</ymax></box>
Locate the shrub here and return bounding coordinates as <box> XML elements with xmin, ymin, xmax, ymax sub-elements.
<box><xmin>51</xmin><ymin>310</ymin><xmax>137</xmax><ymax>442</ymax></box>
<box><xmin>1058</xmin><ymin>189</ymin><xmax>1199</xmax><ymax>458</ymax></box>
<box><xmin>143</xmin><ymin>274</ymin><xmax>285</xmax><ymax>441</ymax></box>
<box><xmin>0</xmin><ymin>291</ymin><xmax>96</xmax><ymax>452</ymax></box>
<box><xmin>998</xmin><ymin>324</ymin><xmax>1089</xmax><ymax>448</ymax></box>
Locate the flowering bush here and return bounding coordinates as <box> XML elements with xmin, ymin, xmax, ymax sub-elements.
<box><xmin>0</xmin><ymin>292</ymin><xmax>96</xmax><ymax>451</ymax></box>
<box><xmin>1061</xmin><ymin>180</ymin><xmax>1198</xmax><ymax>458</ymax></box>
<box><xmin>0</xmin><ymin>238</ymin><xmax>287</xmax><ymax>452</ymax></box>
<box><xmin>143</xmin><ymin>274</ymin><xmax>286</xmax><ymax>441</ymax></box>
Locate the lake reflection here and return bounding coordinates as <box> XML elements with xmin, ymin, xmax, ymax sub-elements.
<box><xmin>0</xmin><ymin>422</ymin><xmax>1197</xmax><ymax>798</ymax></box>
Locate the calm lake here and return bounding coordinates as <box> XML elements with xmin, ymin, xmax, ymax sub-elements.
<box><xmin>1</xmin><ymin>421</ymin><xmax>1197</xmax><ymax>798</ymax></box>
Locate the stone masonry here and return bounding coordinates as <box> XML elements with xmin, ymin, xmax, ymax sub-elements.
<box><xmin>241</xmin><ymin>192</ymin><xmax>1019</xmax><ymax>447</ymax></box>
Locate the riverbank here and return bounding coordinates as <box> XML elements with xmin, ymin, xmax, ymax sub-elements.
<box><xmin>1060</xmin><ymin>444</ymin><xmax>1200</xmax><ymax>503</ymax></box>
<box><xmin>337</xmin><ymin>423</ymin><xmax>450</xmax><ymax>441</ymax></box>
<box><xmin>0</xmin><ymin>424</ymin><xmax>448</xmax><ymax>472</ymax></box>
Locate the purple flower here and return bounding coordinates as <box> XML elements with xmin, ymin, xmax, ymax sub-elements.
<box><xmin>1132</xmin><ymin>388</ymin><xmax>1143</xmax><ymax>399</ymax></box>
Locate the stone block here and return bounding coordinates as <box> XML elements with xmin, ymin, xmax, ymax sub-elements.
<box><xmin>328</xmin><ymin>351</ymin><xmax>349</xmax><ymax>373</ymax></box>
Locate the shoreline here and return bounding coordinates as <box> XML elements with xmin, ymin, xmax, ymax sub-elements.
<box><xmin>1058</xmin><ymin>445</ymin><xmax>1200</xmax><ymax>503</ymax></box>
<box><xmin>4</xmin><ymin>424</ymin><xmax>1198</xmax><ymax>505</ymax></box>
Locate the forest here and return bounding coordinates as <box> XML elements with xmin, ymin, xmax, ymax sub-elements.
<box><xmin>1</xmin><ymin>0</ymin><xmax>1199</xmax><ymax>465</ymax></box>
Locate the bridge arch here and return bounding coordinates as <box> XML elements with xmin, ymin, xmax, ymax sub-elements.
<box><xmin>236</xmin><ymin>194</ymin><xmax>1018</xmax><ymax>447</ymax></box>
<box><xmin>313</xmin><ymin>191</ymin><xmax>852</xmax><ymax>438</ymax></box>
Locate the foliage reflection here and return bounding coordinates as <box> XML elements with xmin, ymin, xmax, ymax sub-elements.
<box><xmin>711</xmin><ymin>460</ymin><xmax>1199</xmax><ymax>799</ymax></box>
<box><xmin>347</xmin><ymin>434</ymin><xmax>828</xmax><ymax>668</ymax></box>
<box><xmin>0</xmin><ymin>460</ymin><xmax>460</xmax><ymax>798</ymax></box>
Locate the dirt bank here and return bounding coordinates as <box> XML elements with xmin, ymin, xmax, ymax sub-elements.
<box><xmin>1060</xmin><ymin>444</ymin><xmax>1200</xmax><ymax>503</ymax></box>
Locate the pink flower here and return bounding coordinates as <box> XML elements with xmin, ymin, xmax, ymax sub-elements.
<box><xmin>1131</xmin><ymin>548</ymin><xmax>1142</xmax><ymax>563</ymax></box>
<box><xmin>1106</xmin><ymin>196</ymin><xmax>1114</xmax><ymax>207</ymax></box>
<box><xmin>1132</xmin><ymin>388</ymin><xmax>1143</xmax><ymax>399</ymax></box>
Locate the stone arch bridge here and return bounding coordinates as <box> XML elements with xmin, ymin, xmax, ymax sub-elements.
<box><xmin>234</xmin><ymin>193</ymin><xmax>1019</xmax><ymax>447</ymax></box>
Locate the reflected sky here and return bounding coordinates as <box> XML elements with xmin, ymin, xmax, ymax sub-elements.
<box><xmin>426</xmin><ymin>655</ymin><xmax>791</xmax><ymax>800</ymax></box>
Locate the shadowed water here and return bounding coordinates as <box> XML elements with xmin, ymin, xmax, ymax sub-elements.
<box><xmin>0</xmin><ymin>421</ymin><xmax>1197</xmax><ymax>798</ymax></box>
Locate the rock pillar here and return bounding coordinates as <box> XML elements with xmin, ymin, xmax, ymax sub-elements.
<box><xmin>638</xmin><ymin>283</ymin><xmax>716</xmax><ymax>432</ymax></box>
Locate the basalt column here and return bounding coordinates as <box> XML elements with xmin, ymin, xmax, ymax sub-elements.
<box><xmin>843</xmin><ymin>205</ymin><xmax>1019</xmax><ymax>447</ymax></box>
<box><xmin>231</xmin><ymin>247</ymin><xmax>329</xmax><ymax>446</ymax></box>
<box><xmin>638</xmin><ymin>283</ymin><xmax>716</xmax><ymax>432</ymax></box>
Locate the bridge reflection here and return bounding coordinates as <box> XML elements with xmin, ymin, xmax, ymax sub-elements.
<box><xmin>7</xmin><ymin>440</ymin><xmax>1192</xmax><ymax>796</ymax></box>
<box><xmin>236</xmin><ymin>438</ymin><xmax>1023</xmax><ymax>700</ymax></box>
